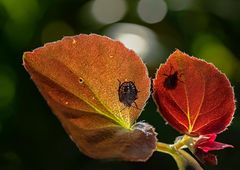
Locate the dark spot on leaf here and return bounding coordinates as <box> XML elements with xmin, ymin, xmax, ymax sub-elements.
<box><xmin>79</xmin><ymin>78</ymin><xmax>84</xmax><ymax>84</ymax></box>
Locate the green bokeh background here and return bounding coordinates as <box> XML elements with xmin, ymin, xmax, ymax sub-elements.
<box><xmin>0</xmin><ymin>0</ymin><xmax>239</xmax><ymax>170</ymax></box>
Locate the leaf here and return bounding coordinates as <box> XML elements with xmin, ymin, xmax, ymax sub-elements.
<box><xmin>195</xmin><ymin>134</ymin><xmax>233</xmax><ymax>153</ymax></box>
<box><xmin>23</xmin><ymin>34</ymin><xmax>156</xmax><ymax>161</ymax></box>
<box><xmin>193</xmin><ymin>134</ymin><xmax>233</xmax><ymax>165</ymax></box>
<box><xmin>153</xmin><ymin>50</ymin><xmax>235</xmax><ymax>136</ymax></box>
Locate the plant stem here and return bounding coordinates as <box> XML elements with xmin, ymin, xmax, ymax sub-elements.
<box><xmin>174</xmin><ymin>135</ymin><xmax>191</xmax><ymax>150</ymax></box>
<box><xmin>156</xmin><ymin>141</ymin><xmax>203</xmax><ymax>170</ymax></box>
<box><xmin>157</xmin><ymin>142</ymin><xmax>186</xmax><ymax>170</ymax></box>
<box><xmin>178</xmin><ymin>150</ymin><xmax>203</xmax><ymax>170</ymax></box>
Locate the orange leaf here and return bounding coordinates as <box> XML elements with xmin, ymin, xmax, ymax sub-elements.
<box><xmin>153</xmin><ymin>50</ymin><xmax>235</xmax><ymax>136</ymax></box>
<box><xmin>23</xmin><ymin>34</ymin><xmax>156</xmax><ymax>161</ymax></box>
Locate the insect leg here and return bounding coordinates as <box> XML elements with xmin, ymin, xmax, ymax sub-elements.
<box><xmin>132</xmin><ymin>102</ymin><xmax>141</xmax><ymax>110</ymax></box>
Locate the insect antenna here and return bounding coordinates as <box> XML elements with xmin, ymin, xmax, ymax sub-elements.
<box><xmin>117</xmin><ymin>79</ymin><xmax>121</xmax><ymax>86</ymax></box>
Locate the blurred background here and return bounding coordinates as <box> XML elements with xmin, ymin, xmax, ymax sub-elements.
<box><xmin>0</xmin><ymin>0</ymin><xmax>240</xmax><ymax>169</ymax></box>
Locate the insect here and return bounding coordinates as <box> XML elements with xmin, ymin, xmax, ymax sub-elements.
<box><xmin>163</xmin><ymin>66</ymin><xmax>183</xmax><ymax>90</ymax></box>
<box><xmin>117</xmin><ymin>80</ymin><xmax>140</xmax><ymax>109</ymax></box>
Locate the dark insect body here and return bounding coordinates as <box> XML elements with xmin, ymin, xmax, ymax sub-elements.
<box><xmin>163</xmin><ymin>71</ymin><xmax>179</xmax><ymax>89</ymax></box>
<box><xmin>118</xmin><ymin>80</ymin><xmax>139</xmax><ymax>109</ymax></box>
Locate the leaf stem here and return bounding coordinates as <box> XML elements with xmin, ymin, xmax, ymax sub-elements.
<box><xmin>157</xmin><ymin>142</ymin><xmax>186</xmax><ymax>170</ymax></box>
<box><xmin>174</xmin><ymin>135</ymin><xmax>191</xmax><ymax>150</ymax></box>
<box><xmin>156</xmin><ymin>141</ymin><xmax>203</xmax><ymax>170</ymax></box>
<box><xmin>178</xmin><ymin>150</ymin><xmax>203</xmax><ymax>170</ymax></box>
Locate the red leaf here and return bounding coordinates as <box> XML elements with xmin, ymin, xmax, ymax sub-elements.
<box><xmin>153</xmin><ymin>50</ymin><xmax>235</xmax><ymax>136</ymax></box>
<box><xmin>195</xmin><ymin>134</ymin><xmax>233</xmax><ymax>153</ymax></box>
<box><xmin>23</xmin><ymin>34</ymin><xmax>156</xmax><ymax>161</ymax></box>
<box><xmin>193</xmin><ymin>134</ymin><xmax>233</xmax><ymax>165</ymax></box>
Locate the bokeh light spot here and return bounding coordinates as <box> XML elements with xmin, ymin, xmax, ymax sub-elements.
<box><xmin>137</xmin><ymin>0</ymin><xmax>168</xmax><ymax>24</ymax></box>
<box><xmin>104</xmin><ymin>23</ymin><xmax>165</xmax><ymax>73</ymax></box>
<box><xmin>115</xmin><ymin>33</ymin><xmax>147</xmax><ymax>56</ymax></box>
<box><xmin>91</xmin><ymin>0</ymin><xmax>127</xmax><ymax>24</ymax></box>
<box><xmin>41</xmin><ymin>21</ymin><xmax>74</xmax><ymax>43</ymax></box>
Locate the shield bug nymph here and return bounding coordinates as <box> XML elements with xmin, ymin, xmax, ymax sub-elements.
<box><xmin>118</xmin><ymin>80</ymin><xmax>140</xmax><ymax>110</ymax></box>
<box><xmin>163</xmin><ymin>66</ymin><xmax>183</xmax><ymax>90</ymax></box>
